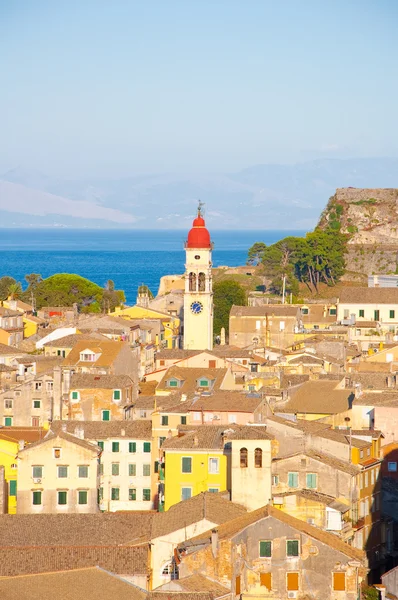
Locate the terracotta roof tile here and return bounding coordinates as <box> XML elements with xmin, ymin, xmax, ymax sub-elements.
<box><xmin>70</xmin><ymin>373</ymin><xmax>134</xmax><ymax>389</ymax></box>
<box><xmin>279</xmin><ymin>380</ymin><xmax>354</xmax><ymax>414</ymax></box>
<box><xmin>230</xmin><ymin>305</ymin><xmax>300</xmax><ymax>317</ymax></box>
<box><xmin>51</xmin><ymin>420</ymin><xmax>152</xmax><ymax>440</ymax></box>
<box><xmin>62</xmin><ymin>340</ymin><xmax>130</xmax><ymax>368</ymax></box>
<box><xmin>153</xmin><ymin>574</ymin><xmax>229</xmax><ymax>596</ymax></box>
<box><xmin>0</xmin><ymin>427</ymin><xmax>46</xmax><ymax>444</ymax></box>
<box><xmin>156</xmin><ymin>367</ymin><xmax>227</xmax><ymax>395</ymax></box>
<box><xmin>339</xmin><ymin>287</ymin><xmax>398</xmax><ymax>304</ymax></box>
<box><xmin>0</xmin><ymin>567</ymin><xmax>148</xmax><ymax>600</ymax></box>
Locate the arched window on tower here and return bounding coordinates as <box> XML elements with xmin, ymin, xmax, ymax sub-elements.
<box><xmin>255</xmin><ymin>448</ymin><xmax>262</xmax><ymax>468</ymax></box>
<box><xmin>198</xmin><ymin>272</ymin><xmax>206</xmax><ymax>292</ymax></box>
<box><xmin>189</xmin><ymin>272</ymin><xmax>197</xmax><ymax>292</ymax></box>
<box><xmin>240</xmin><ymin>447</ymin><xmax>248</xmax><ymax>468</ymax></box>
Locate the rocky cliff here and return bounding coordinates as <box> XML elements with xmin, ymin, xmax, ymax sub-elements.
<box><xmin>319</xmin><ymin>188</ymin><xmax>398</xmax><ymax>280</ymax></box>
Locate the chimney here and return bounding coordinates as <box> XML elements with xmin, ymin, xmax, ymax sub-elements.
<box><xmin>74</xmin><ymin>425</ymin><xmax>84</xmax><ymax>439</ymax></box>
<box><xmin>374</xmin><ymin>584</ymin><xmax>386</xmax><ymax>600</ymax></box>
<box><xmin>211</xmin><ymin>529</ymin><xmax>218</xmax><ymax>557</ymax></box>
<box><xmin>193</xmin><ymin>435</ymin><xmax>199</xmax><ymax>447</ymax></box>
<box><xmin>61</xmin><ymin>423</ymin><xmax>67</xmax><ymax>432</ymax></box>
<box><xmin>121</xmin><ymin>428</ymin><xmax>126</xmax><ymax>437</ymax></box>
<box><xmin>181</xmin><ymin>394</ymin><xmax>187</xmax><ymax>403</ymax></box>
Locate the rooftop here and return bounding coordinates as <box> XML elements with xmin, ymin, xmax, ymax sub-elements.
<box><xmin>70</xmin><ymin>373</ymin><xmax>134</xmax><ymax>390</ymax></box>
<box><xmin>62</xmin><ymin>340</ymin><xmax>129</xmax><ymax>368</ymax></box>
<box><xmin>230</xmin><ymin>304</ymin><xmax>299</xmax><ymax>318</ymax></box>
<box><xmin>279</xmin><ymin>380</ymin><xmax>354</xmax><ymax>415</ymax></box>
<box><xmin>338</xmin><ymin>287</ymin><xmax>398</xmax><ymax>304</ymax></box>
<box><xmin>51</xmin><ymin>420</ymin><xmax>152</xmax><ymax>440</ymax></box>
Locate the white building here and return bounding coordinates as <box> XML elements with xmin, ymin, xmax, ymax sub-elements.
<box><xmin>337</xmin><ymin>287</ymin><xmax>398</xmax><ymax>331</ymax></box>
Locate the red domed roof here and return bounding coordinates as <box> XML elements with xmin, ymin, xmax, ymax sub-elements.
<box><xmin>186</xmin><ymin>211</ymin><xmax>211</xmax><ymax>248</ymax></box>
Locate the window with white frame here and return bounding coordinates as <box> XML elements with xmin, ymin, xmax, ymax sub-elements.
<box><xmin>208</xmin><ymin>457</ymin><xmax>219</xmax><ymax>474</ymax></box>
<box><xmin>4</xmin><ymin>399</ymin><xmax>12</xmax><ymax>409</ymax></box>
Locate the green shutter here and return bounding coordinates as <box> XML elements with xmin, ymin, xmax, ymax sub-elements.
<box><xmin>112</xmin><ymin>442</ymin><xmax>119</xmax><ymax>452</ymax></box>
<box><xmin>129</xmin><ymin>464</ymin><xmax>136</xmax><ymax>476</ymax></box>
<box><xmin>288</xmin><ymin>472</ymin><xmax>298</xmax><ymax>487</ymax></box>
<box><xmin>111</xmin><ymin>488</ymin><xmax>120</xmax><ymax>500</ymax></box>
<box><xmin>32</xmin><ymin>491</ymin><xmax>42</xmax><ymax>505</ymax></box>
<box><xmin>287</xmin><ymin>540</ymin><xmax>299</xmax><ymax>556</ymax></box>
<box><xmin>390</xmin><ymin>310</ymin><xmax>395</xmax><ymax>319</ymax></box>
<box><xmin>113</xmin><ymin>390</ymin><xmax>121</xmax><ymax>400</ymax></box>
<box><xmin>161</xmin><ymin>416</ymin><xmax>169</xmax><ymax>426</ymax></box>
<box><xmin>259</xmin><ymin>541</ymin><xmax>271</xmax><ymax>557</ymax></box>
<box><xmin>143</xmin><ymin>442</ymin><xmax>151</xmax><ymax>453</ymax></box>
<box><xmin>78</xmin><ymin>491</ymin><xmax>88</xmax><ymax>505</ymax></box>
<box><xmin>182</xmin><ymin>457</ymin><xmax>192</xmax><ymax>473</ymax></box>
<box><xmin>129</xmin><ymin>488</ymin><xmax>136</xmax><ymax>501</ymax></box>
<box><xmin>4</xmin><ymin>417</ymin><xmax>12</xmax><ymax>426</ymax></box>
<box><xmin>9</xmin><ymin>480</ymin><xmax>17</xmax><ymax>496</ymax></box>
<box><xmin>98</xmin><ymin>441</ymin><xmax>104</xmax><ymax>450</ymax></box>
<box><xmin>306</xmin><ymin>473</ymin><xmax>317</xmax><ymax>489</ymax></box>
<box><xmin>129</xmin><ymin>442</ymin><xmax>136</xmax><ymax>453</ymax></box>
<box><xmin>71</xmin><ymin>391</ymin><xmax>78</xmax><ymax>400</ymax></box>
<box><xmin>58</xmin><ymin>491</ymin><xmax>67</xmax><ymax>505</ymax></box>
<box><xmin>181</xmin><ymin>416</ymin><xmax>187</xmax><ymax>425</ymax></box>
<box><xmin>102</xmin><ymin>410</ymin><xmax>110</xmax><ymax>421</ymax></box>
<box><xmin>143</xmin><ymin>488</ymin><xmax>151</xmax><ymax>501</ymax></box>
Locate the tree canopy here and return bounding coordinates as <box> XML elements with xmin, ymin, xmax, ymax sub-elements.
<box><xmin>213</xmin><ymin>280</ymin><xmax>246</xmax><ymax>336</ymax></box>
<box><xmin>19</xmin><ymin>273</ymin><xmax>126</xmax><ymax>312</ymax></box>
<box><xmin>248</xmin><ymin>228</ymin><xmax>347</xmax><ymax>295</ymax></box>
<box><xmin>0</xmin><ymin>276</ymin><xmax>17</xmax><ymax>301</ymax></box>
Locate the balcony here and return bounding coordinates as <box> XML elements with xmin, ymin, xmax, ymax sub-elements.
<box><xmin>352</xmin><ymin>517</ymin><xmax>365</xmax><ymax>530</ymax></box>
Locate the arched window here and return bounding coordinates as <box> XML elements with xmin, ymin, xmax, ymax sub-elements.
<box><xmin>240</xmin><ymin>447</ymin><xmax>248</xmax><ymax>468</ymax></box>
<box><xmin>189</xmin><ymin>272</ymin><xmax>197</xmax><ymax>292</ymax></box>
<box><xmin>198</xmin><ymin>272</ymin><xmax>206</xmax><ymax>292</ymax></box>
<box><xmin>161</xmin><ymin>561</ymin><xmax>179</xmax><ymax>580</ymax></box>
<box><xmin>255</xmin><ymin>448</ymin><xmax>262</xmax><ymax>468</ymax></box>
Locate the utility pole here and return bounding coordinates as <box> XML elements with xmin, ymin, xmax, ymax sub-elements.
<box><xmin>282</xmin><ymin>275</ymin><xmax>286</xmax><ymax>304</ymax></box>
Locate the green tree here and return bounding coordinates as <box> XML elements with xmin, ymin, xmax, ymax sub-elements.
<box><xmin>25</xmin><ymin>273</ymin><xmax>43</xmax><ymax>289</ymax></box>
<box><xmin>0</xmin><ymin>276</ymin><xmax>16</xmax><ymax>300</ymax></box>
<box><xmin>247</xmin><ymin>242</ymin><xmax>267</xmax><ymax>265</ymax></box>
<box><xmin>213</xmin><ymin>280</ymin><xmax>246</xmax><ymax>336</ymax></box>
<box><xmin>8</xmin><ymin>282</ymin><xmax>23</xmax><ymax>300</ymax></box>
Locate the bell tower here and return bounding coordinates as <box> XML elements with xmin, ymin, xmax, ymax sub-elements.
<box><xmin>183</xmin><ymin>203</ymin><xmax>213</xmax><ymax>350</ymax></box>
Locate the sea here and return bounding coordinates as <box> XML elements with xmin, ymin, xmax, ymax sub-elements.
<box><xmin>0</xmin><ymin>229</ymin><xmax>306</xmax><ymax>305</ymax></box>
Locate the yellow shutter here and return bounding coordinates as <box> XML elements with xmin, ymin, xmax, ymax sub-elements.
<box><xmin>287</xmin><ymin>572</ymin><xmax>299</xmax><ymax>591</ymax></box>
<box><xmin>333</xmin><ymin>572</ymin><xmax>346</xmax><ymax>591</ymax></box>
<box><xmin>260</xmin><ymin>572</ymin><xmax>272</xmax><ymax>590</ymax></box>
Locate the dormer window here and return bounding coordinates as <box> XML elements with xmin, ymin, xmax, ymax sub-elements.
<box><xmin>167</xmin><ymin>378</ymin><xmax>180</xmax><ymax>388</ymax></box>
<box><xmin>79</xmin><ymin>348</ymin><xmax>101</xmax><ymax>362</ymax></box>
<box><xmin>198</xmin><ymin>378</ymin><xmax>210</xmax><ymax>388</ymax></box>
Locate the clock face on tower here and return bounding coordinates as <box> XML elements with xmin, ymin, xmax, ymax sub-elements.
<box><xmin>190</xmin><ymin>301</ymin><xmax>203</xmax><ymax>314</ymax></box>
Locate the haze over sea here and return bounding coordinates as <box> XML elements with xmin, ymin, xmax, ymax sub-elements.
<box><xmin>0</xmin><ymin>229</ymin><xmax>306</xmax><ymax>305</ymax></box>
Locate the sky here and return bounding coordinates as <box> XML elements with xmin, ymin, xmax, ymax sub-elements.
<box><xmin>0</xmin><ymin>0</ymin><xmax>397</xmax><ymax>178</ymax></box>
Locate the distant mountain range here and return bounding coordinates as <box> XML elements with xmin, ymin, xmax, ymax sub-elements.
<box><xmin>0</xmin><ymin>158</ymin><xmax>397</xmax><ymax>229</ymax></box>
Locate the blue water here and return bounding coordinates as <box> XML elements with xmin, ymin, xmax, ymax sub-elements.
<box><xmin>0</xmin><ymin>229</ymin><xmax>306</xmax><ymax>304</ymax></box>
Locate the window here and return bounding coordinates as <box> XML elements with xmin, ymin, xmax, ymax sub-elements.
<box><xmin>390</xmin><ymin>310</ymin><xmax>395</xmax><ymax>319</ymax></box>
<box><xmin>32</xmin><ymin>417</ymin><xmax>40</xmax><ymax>427</ymax></box>
<box><xmin>78</xmin><ymin>465</ymin><xmax>88</xmax><ymax>478</ymax></box>
<box><xmin>129</xmin><ymin>442</ymin><xmax>136</xmax><ymax>453</ymax></box>
<box><xmin>4</xmin><ymin>399</ymin><xmax>12</xmax><ymax>409</ymax></box>
<box><xmin>71</xmin><ymin>391</ymin><xmax>79</xmax><ymax>401</ymax></box>
<box><xmin>167</xmin><ymin>379</ymin><xmax>178</xmax><ymax>388</ymax></box>
<box><xmin>111</xmin><ymin>487</ymin><xmax>120</xmax><ymax>501</ymax></box>
<box><xmin>99</xmin><ymin>487</ymin><xmax>103</xmax><ymax>501</ymax></box>
<box><xmin>58</xmin><ymin>491</ymin><xmax>67</xmax><ymax>505</ymax></box>
<box><xmin>181</xmin><ymin>487</ymin><xmax>192</xmax><ymax>501</ymax></box>
<box><xmin>374</xmin><ymin>310</ymin><xmax>380</xmax><ymax>321</ymax></box>
<box><xmin>112</xmin><ymin>463</ymin><xmax>120</xmax><ymax>476</ymax></box>
<box><xmin>360</xmin><ymin>450</ymin><xmax>364</xmax><ymax>459</ymax></box>
<box><xmin>99</xmin><ymin>463</ymin><xmax>104</xmax><ymax>475</ymax></box>
<box><xmin>240</xmin><ymin>448</ymin><xmax>248</xmax><ymax>468</ymax></box>
<box><xmin>193</xmin><ymin>412</ymin><xmax>201</xmax><ymax>421</ymax></box>
<box><xmin>260</xmin><ymin>572</ymin><xmax>271</xmax><ymax>590</ymax></box>
<box><xmin>272</xmin><ymin>475</ymin><xmax>279</xmax><ymax>485</ymax></box>
<box><xmin>113</xmin><ymin>390</ymin><xmax>121</xmax><ymax>400</ymax></box>
<box><xmin>388</xmin><ymin>462</ymin><xmax>397</xmax><ymax>472</ymax></box>
<box><xmin>143</xmin><ymin>488</ymin><xmax>151</xmax><ymax>501</ymax></box>
<box><xmin>209</xmin><ymin>360</ymin><xmax>216</xmax><ymax>368</ymax></box>
<box><xmin>159</xmin><ymin>359</ymin><xmax>165</xmax><ymax>366</ymax></box>
<box><xmin>53</xmin><ymin>448</ymin><xmax>61</xmax><ymax>458</ymax></box>
<box><xmin>301</xmin><ymin>307</ymin><xmax>309</xmax><ymax>315</ymax></box>
<box><xmin>181</xmin><ymin>416</ymin><xmax>187</xmax><ymax>425</ymax></box>
<box><xmin>58</xmin><ymin>466</ymin><xmax>68</xmax><ymax>478</ymax></box>
<box><xmin>306</xmin><ymin>473</ymin><xmax>317</xmax><ymax>489</ymax></box>
<box><xmin>143</xmin><ymin>442</ymin><xmax>151</xmax><ymax>453</ymax></box>
<box><xmin>129</xmin><ymin>464</ymin><xmax>136</xmax><ymax>476</ymax></box>
<box><xmin>182</xmin><ymin>457</ymin><xmax>192</xmax><ymax>473</ymax></box>
<box><xmin>159</xmin><ymin>437</ymin><xmax>166</xmax><ymax>447</ymax></box>
<box><xmin>287</xmin><ymin>572</ymin><xmax>299</xmax><ymax>591</ymax></box>
<box><xmin>161</xmin><ymin>415</ymin><xmax>169</xmax><ymax>426</ymax></box>
<box><xmin>129</xmin><ymin>488</ymin><xmax>136</xmax><ymax>501</ymax></box>
<box><xmin>209</xmin><ymin>457</ymin><xmax>219</xmax><ymax>474</ymax></box>
<box><xmin>199</xmin><ymin>379</ymin><xmax>209</xmax><ymax>387</ymax></box>
<box><xmin>9</xmin><ymin>480</ymin><xmax>17</xmax><ymax>496</ymax></box>
<box><xmin>78</xmin><ymin>491</ymin><xmax>88</xmax><ymax>505</ymax></box>
<box><xmin>32</xmin><ymin>466</ymin><xmax>43</xmax><ymax>478</ymax></box>
<box><xmin>286</xmin><ymin>540</ymin><xmax>299</xmax><ymax>557</ymax></box>
<box><xmin>329</xmin><ymin>308</ymin><xmax>337</xmax><ymax>316</ymax></box>
<box><xmin>102</xmin><ymin>410</ymin><xmax>110</xmax><ymax>421</ymax></box>
<box><xmin>4</xmin><ymin>417</ymin><xmax>12</xmax><ymax>426</ymax></box>
<box><xmin>32</xmin><ymin>491</ymin><xmax>42</xmax><ymax>505</ymax></box>
<box><xmin>359</xmin><ymin>309</ymin><xmax>365</xmax><ymax>318</ymax></box>
<box><xmin>35</xmin><ymin>382</ymin><xmax>42</xmax><ymax>390</ymax></box>
<box><xmin>143</xmin><ymin>464</ymin><xmax>151</xmax><ymax>476</ymax></box>
<box><xmin>333</xmin><ymin>572</ymin><xmax>346</xmax><ymax>591</ymax></box>
<box><xmin>98</xmin><ymin>441</ymin><xmax>104</xmax><ymax>450</ymax></box>
<box><xmin>288</xmin><ymin>472</ymin><xmax>299</xmax><ymax>488</ymax></box>
<box><xmin>208</xmin><ymin>487</ymin><xmax>219</xmax><ymax>493</ymax></box>
<box><xmin>259</xmin><ymin>541</ymin><xmax>272</xmax><ymax>558</ymax></box>
<box><xmin>33</xmin><ymin>399</ymin><xmax>41</xmax><ymax>409</ymax></box>
<box><xmin>112</xmin><ymin>442</ymin><xmax>120</xmax><ymax>452</ymax></box>
<box><xmin>46</xmin><ymin>381</ymin><xmax>53</xmax><ymax>391</ymax></box>
<box><xmin>255</xmin><ymin>448</ymin><xmax>262</xmax><ymax>468</ymax></box>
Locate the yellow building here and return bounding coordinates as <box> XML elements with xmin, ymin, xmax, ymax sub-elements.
<box><xmin>0</xmin><ymin>427</ymin><xmax>45</xmax><ymax>513</ymax></box>
<box><xmin>112</xmin><ymin>305</ymin><xmax>180</xmax><ymax>349</ymax></box>
<box><xmin>161</xmin><ymin>427</ymin><xmax>227</xmax><ymax>511</ymax></box>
